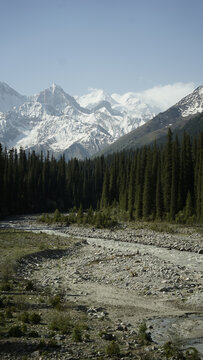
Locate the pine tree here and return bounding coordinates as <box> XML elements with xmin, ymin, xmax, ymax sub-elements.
<box><xmin>128</xmin><ymin>158</ymin><xmax>136</xmax><ymax>220</ymax></box>
<box><xmin>155</xmin><ymin>164</ymin><xmax>163</xmax><ymax>219</ymax></box>
<box><xmin>142</xmin><ymin>150</ymin><xmax>152</xmax><ymax>219</ymax></box>
<box><xmin>163</xmin><ymin>128</ymin><xmax>173</xmax><ymax>216</ymax></box>
<box><xmin>100</xmin><ymin>168</ymin><xmax>110</xmax><ymax>209</ymax></box>
<box><xmin>179</xmin><ymin>132</ymin><xmax>194</xmax><ymax>210</ymax></box>
<box><xmin>170</xmin><ymin>136</ymin><xmax>180</xmax><ymax>220</ymax></box>
<box><xmin>134</xmin><ymin>147</ymin><xmax>147</xmax><ymax>219</ymax></box>
<box><xmin>185</xmin><ymin>191</ymin><xmax>193</xmax><ymax>220</ymax></box>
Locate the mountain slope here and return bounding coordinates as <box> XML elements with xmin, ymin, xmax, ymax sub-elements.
<box><xmin>0</xmin><ymin>83</ymin><xmax>156</xmax><ymax>160</ymax></box>
<box><xmin>0</xmin><ymin>82</ymin><xmax>27</xmax><ymax>113</ymax></box>
<box><xmin>97</xmin><ymin>86</ymin><xmax>203</xmax><ymax>156</ymax></box>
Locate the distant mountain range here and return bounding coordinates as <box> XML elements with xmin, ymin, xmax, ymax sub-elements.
<box><xmin>0</xmin><ymin>82</ymin><xmax>202</xmax><ymax>159</ymax></box>
<box><xmin>97</xmin><ymin>86</ymin><xmax>203</xmax><ymax>156</ymax></box>
<box><xmin>0</xmin><ymin>82</ymin><xmax>157</xmax><ymax>160</ymax></box>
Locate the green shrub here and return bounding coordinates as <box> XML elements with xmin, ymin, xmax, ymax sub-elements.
<box><xmin>47</xmin><ymin>339</ymin><xmax>57</xmax><ymax>348</ymax></box>
<box><xmin>49</xmin><ymin>313</ymin><xmax>72</xmax><ymax>334</ymax></box>
<box><xmin>21</xmin><ymin>324</ymin><xmax>27</xmax><ymax>333</ymax></box>
<box><xmin>15</xmin><ymin>295</ymin><xmax>27</xmax><ymax>310</ymax></box>
<box><xmin>8</xmin><ymin>325</ymin><xmax>23</xmax><ymax>337</ymax></box>
<box><xmin>72</xmin><ymin>325</ymin><xmax>83</xmax><ymax>342</ymax></box>
<box><xmin>29</xmin><ymin>312</ymin><xmax>41</xmax><ymax>324</ymax></box>
<box><xmin>0</xmin><ymin>298</ymin><xmax>4</xmax><ymax>308</ymax></box>
<box><xmin>18</xmin><ymin>311</ymin><xmax>41</xmax><ymax>325</ymax></box>
<box><xmin>184</xmin><ymin>347</ymin><xmax>201</xmax><ymax>360</ymax></box>
<box><xmin>0</xmin><ymin>312</ymin><xmax>5</xmax><ymax>325</ymax></box>
<box><xmin>38</xmin><ymin>339</ymin><xmax>46</xmax><ymax>349</ymax></box>
<box><xmin>1</xmin><ymin>283</ymin><xmax>12</xmax><ymax>291</ymax></box>
<box><xmin>25</xmin><ymin>280</ymin><xmax>35</xmax><ymax>291</ymax></box>
<box><xmin>105</xmin><ymin>341</ymin><xmax>120</xmax><ymax>357</ymax></box>
<box><xmin>137</xmin><ymin>322</ymin><xmax>152</xmax><ymax>345</ymax></box>
<box><xmin>0</xmin><ymin>260</ymin><xmax>14</xmax><ymax>283</ymax></box>
<box><xmin>163</xmin><ymin>341</ymin><xmax>184</xmax><ymax>359</ymax></box>
<box><xmin>18</xmin><ymin>311</ymin><xmax>29</xmax><ymax>323</ymax></box>
<box><xmin>28</xmin><ymin>330</ymin><xmax>39</xmax><ymax>338</ymax></box>
<box><xmin>53</xmin><ymin>209</ymin><xmax>61</xmax><ymax>222</ymax></box>
<box><xmin>5</xmin><ymin>307</ymin><xmax>13</xmax><ymax>318</ymax></box>
<box><xmin>49</xmin><ymin>295</ymin><xmax>61</xmax><ymax>308</ymax></box>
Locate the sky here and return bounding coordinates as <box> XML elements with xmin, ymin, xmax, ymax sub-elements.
<box><xmin>0</xmin><ymin>0</ymin><xmax>202</xmax><ymax>100</ymax></box>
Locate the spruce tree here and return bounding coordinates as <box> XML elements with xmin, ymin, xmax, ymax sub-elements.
<box><xmin>128</xmin><ymin>158</ymin><xmax>136</xmax><ymax>220</ymax></box>
<box><xmin>170</xmin><ymin>136</ymin><xmax>180</xmax><ymax>220</ymax></box>
<box><xmin>155</xmin><ymin>164</ymin><xmax>163</xmax><ymax>219</ymax></box>
<box><xmin>100</xmin><ymin>168</ymin><xmax>110</xmax><ymax>209</ymax></box>
<box><xmin>163</xmin><ymin>128</ymin><xmax>173</xmax><ymax>216</ymax></box>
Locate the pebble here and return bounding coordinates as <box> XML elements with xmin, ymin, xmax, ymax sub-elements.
<box><xmin>16</xmin><ymin>224</ymin><xmax>203</xmax><ymax>306</ymax></box>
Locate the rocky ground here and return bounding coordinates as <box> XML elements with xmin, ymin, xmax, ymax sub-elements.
<box><xmin>1</xmin><ymin>218</ymin><xmax>203</xmax><ymax>358</ymax></box>
<box><xmin>16</xmin><ymin>221</ymin><xmax>203</xmax><ymax>355</ymax></box>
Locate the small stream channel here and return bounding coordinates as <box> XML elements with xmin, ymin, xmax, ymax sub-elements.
<box><xmin>1</xmin><ymin>218</ymin><xmax>203</xmax><ymax>357</ymax></box>
<box><xmin>147</xmin><ymin>314</ymin><xmax>203</xmax><ymax>356</ymax></box>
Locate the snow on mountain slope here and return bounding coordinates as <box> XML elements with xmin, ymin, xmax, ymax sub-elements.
<box><xmin>0</xmin><ymin>83</ymin><xmax>201</xmax><ymax>160</ymax></box>
<box><xmin>0</xmin><ymin>83</ymin><xmax>156</xmax><ymax>159</ymax></box>
<box><xmin>76</xmin><ymin>88</ymin><xmax>116</xmax><ymax>109</ymax></box>
<box><xmin>77</xmin><ymin>88</ymin><xmax>157</xmax><ymax>121</ymax></box>
<box><xmin>176</xmin><ymin>86</ymin><xmax>203</xmax><ymax>117</ymax></box>
<box><xmin>0</xmin><ymin>82</ymin><xmax>27</xmax><ymax>113</ymax></box>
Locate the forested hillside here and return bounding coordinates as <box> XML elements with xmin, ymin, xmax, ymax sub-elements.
<box><xmin>0</xmin><ymin>129</ymin><xmax>203</xmax><ymax>223</ymax></box>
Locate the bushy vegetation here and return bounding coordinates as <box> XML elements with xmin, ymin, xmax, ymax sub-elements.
<box><xmin>39</xmin><ymin>207</ymin><xmax>118</xmax><ymax>228</ymax></box>
<box><xmin>49</xmin><ymin>312</ymin><xmax>72</xmax><ymax>334</ymax></box>
<box><xmin>72</xmin><ymin>324</ymin><xmax>83</xmax><ymax>342</ymax></box>
<box><xmin>105</xmin><ymin>340</ymin><xmax>120</xmax><ymax>357</ymax></box>
<box><xmin>8</xmin><ymin>324</ymin><xmax>24</xmax><ymax>337</ymax></box>
<box><xmin>163</xmin><ymin>341</ymin><xmax>201</xmax><ymax>360</ymax></box>
<box><xmin>137</xmin><ymin>321</ymin><xmax>152</xmax><ymax>345</ymax></box>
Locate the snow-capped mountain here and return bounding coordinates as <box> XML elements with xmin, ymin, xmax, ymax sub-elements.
<box><xmin>77</xmin><ymin>88</ymin><xmax>158</xmax><ymax>121</ymax></box>
<box><xmin>97</xmin><ymin>86</ymin><xmax>203</xmax><ymax>156</ymax></box>
<box><xmin>0</xmin><ymin>83</ymin><xmax>157</xmax><ymax>159</ymax></box>
<box><xmin>0</xmin><ymin>82</ymin><xmax>202</xmax><ymax>160</ymax></box>
<box><xmin>0</xmin><ymin>82</ymin><xmax>27</xmax><ymax>113</ymax></box>
<box><xmin>177</xmin><ymin>86</ymin><xmax>203</xmax><ymax>117</ymax></box>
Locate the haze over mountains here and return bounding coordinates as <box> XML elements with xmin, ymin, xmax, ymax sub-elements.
<box><xmin>0</xmin><ymin>82</ymin><xmax>158</xmax><ymax>159</ymax></box>
<box><xmin>98</xmin><ymin>86</ymin><xmax>203</xmax><ymax>156</ymax></box>
<box><xmin>0</xmin><ymin>82</ymin><xmax>202</xmax><ymax>160</ymax></box>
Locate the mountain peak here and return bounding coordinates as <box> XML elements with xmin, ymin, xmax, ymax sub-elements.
<box><xmin>0</xmin><ymin>81</ymin><xmax>24</xmax><ymax>97</ymax></box>
<box><xmin>194</xmin><ymin>85</ymin><xmax>203</xmax><ymax>94</ymax></box>
<box><xmin>1</xmin><ymin>82</ymin><xmax>202</xmax><ymax>161</ymax></box>
<box><xmin>176</xmin><ymin>85</ymin><xmax>203</xmax><ymax>117</ymax></box>
<box><xmin>76</xmin><ymin>88</ymin><xmax>115</xmax><ymax>109</ymax></box>
<box><xmin>0</xmin><ymin>82</ymin><xmax>26</xmax><ymax>112</ymax></box>
<box><xmin>49</xmin><ymin>83</ymin><xmax>64</xmax><ymax>94</ymax></box>
<box><xmin>35</xmin><ymin>84</ymin><xmax>68</xmax><ymax>106</ymax></box>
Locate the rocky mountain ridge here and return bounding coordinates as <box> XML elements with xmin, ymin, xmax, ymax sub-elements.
<box><xmin>0</xmin><ymin>83</ymin><xmax>159</xmax><ymax>159</ymax></box>
<box><xmin>0</xmin><ymin>83</ymin><xmax>202</xmax><ymax>160</ymax></box>
<box><xmin>97</xmin><ymin>86</ymin><xmax>203</xmax><ymax>156</ymax></box>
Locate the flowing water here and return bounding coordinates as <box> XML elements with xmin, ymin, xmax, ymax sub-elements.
<box><xmin>1</xmin><ymin>217</ymin><xmax>203</xmax><ymax>357</ymax></box>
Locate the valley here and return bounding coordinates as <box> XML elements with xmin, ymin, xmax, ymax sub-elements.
<box><xmin>0</xmin><ymin>216</ymin><xmax>202</xmax><ymax>359</ymax></box>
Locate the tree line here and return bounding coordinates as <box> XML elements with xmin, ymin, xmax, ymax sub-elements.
<box><xmin>0</xmin><ymin>129</ymin><xmax>203</xmax><ymax>223</ymax></box>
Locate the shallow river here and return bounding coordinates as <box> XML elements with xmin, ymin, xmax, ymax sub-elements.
<box><xmin>1</xmin><ymin>218</ymin><xmax>203</xmax><ymax>357</ymax></box>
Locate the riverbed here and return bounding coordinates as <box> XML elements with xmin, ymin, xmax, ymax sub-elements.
<box><xmin>1</xmin><ymin>216</ymin><xmax>203</xmax><ymax>357</ymax></box>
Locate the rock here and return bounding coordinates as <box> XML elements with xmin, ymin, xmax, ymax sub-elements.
<box><xmin>102</xmin><ymin>333</ymin><xmax>115</xmax><ymax>341</ymax></box>
<box><xmin>31</xmin><ymin>351</ymin><xmax>41</xmax><ymax>358</ymax></box>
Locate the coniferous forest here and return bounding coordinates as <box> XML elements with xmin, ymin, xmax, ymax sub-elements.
<box><xmin>0</xmin><ymin>129</ymin><xmax>203</xmax><ymax>223</ymax></box>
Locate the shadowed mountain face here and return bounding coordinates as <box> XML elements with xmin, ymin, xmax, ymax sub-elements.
<box><xmin>97</xmin><ymin>86</ymin><xmax>203</xmax><ymax>156</ymax></box>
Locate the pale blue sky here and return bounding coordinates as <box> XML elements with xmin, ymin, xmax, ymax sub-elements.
<box><xmin>0</xmin><ymin>0</ymin><xmax>202</xmax><ymax>96</ymax></box>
